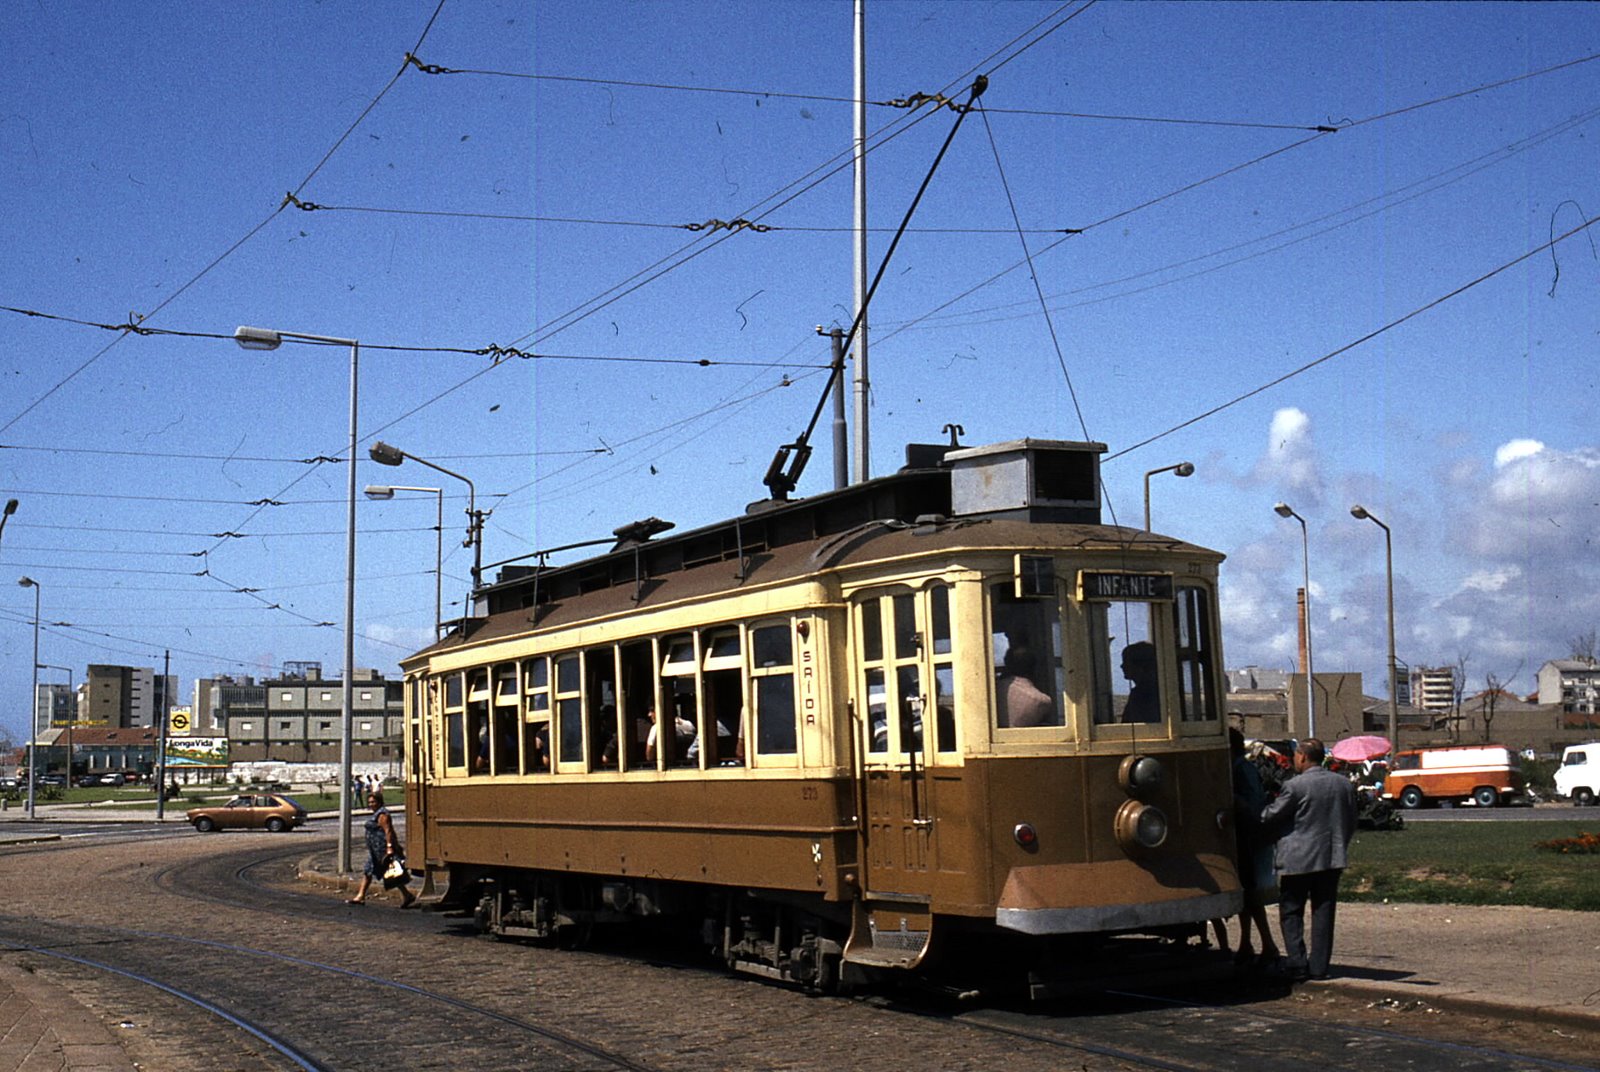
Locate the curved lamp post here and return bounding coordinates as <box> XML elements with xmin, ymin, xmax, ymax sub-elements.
<box><xmin>234</xmin><ymin>325</ymin><xmax>358</xmax><ymax>874</ymax></box>
<box><xmin>1351</xmin><ymin>504</ymin><xmax>1399</xmax><ymax>754</ymax></box>
<box><xmin>1143</xmin><ymin>461</ymin><xmax>1194</xmax><ymax>531</ymax></box>
<box><xmin>17</xmin><ymin>577</ymin><xmax>40</xmax><ymax>818</ymax></box>
<box><xmin>366</xmin><ymin>484</ymin><xmax>444</xmax><ymax>640</ymax></box>
<box><xmin>369</xmin><ymin>441</ymin><xmax>484</xmax><ymax>602</ymax></box>
<box><xmin>1273</xmin><ymin>502</ymin><xmax>1315</xmax><ymax>738</ymax></box>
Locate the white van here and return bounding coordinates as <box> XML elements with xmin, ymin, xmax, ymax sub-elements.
<box><xmin>1553</xmin><ymin>742</ymin><xmax>1600</xmax><ymax>806</ymax></box>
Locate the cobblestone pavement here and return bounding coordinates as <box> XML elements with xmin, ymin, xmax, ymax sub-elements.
<box><xmin>0</xmin><ymin>822</ymin><xmax>1594</xmax><ymax>1071</ymax></box>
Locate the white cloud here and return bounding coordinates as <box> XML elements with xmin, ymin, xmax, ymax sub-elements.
<box><xmin>1251</xmin><ymin>406</ymin><xmax>1322</xmax><ymax>496</ymax></box>
<box><xmin>1493</xmin><ymin>439</ymin><xmax>1544</xmax><ymax>468</ymax></box>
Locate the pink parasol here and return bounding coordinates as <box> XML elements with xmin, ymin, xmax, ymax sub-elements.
<box><xmin>1330</xmin><ymin>735</ymin><xmax>1392</xmax><ymax>762</ymax></box>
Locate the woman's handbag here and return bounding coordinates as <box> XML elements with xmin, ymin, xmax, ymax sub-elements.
<box><xmin>382</xmin><ymin>854</ymin><xmax>409</xmax><ymax>888</ymax></box>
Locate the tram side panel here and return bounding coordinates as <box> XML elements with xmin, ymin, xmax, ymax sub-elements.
<box><xmin>423</xmin><ymin>777</ymin><xmax>859</xmax><ymax>899</ymax></box>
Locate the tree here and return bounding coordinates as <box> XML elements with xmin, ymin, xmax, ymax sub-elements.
<box><xmin>1481</xmin><ymin>662</ymin><xmax>1523</xmax><ymax>744</ymax></box>
<box><xmin>1570</xmin><ymin>630</ymin><xmax>1598</xmax><ymax>666</ymax></box>
<box><xmin>1451</xmin><ymin>653</ymin><xmax>1470</xmax><ymax>742</ymax></box>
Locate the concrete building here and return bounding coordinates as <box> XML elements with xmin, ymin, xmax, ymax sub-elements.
<box><xmin>1537</xmin><ymin>659</ymin><xmax>1600</xmax><ymax>725</ymax></box>
<box><xmin>1408</xmin><ymin>665</ymin><xmax>1458</xmax><ymax>712</ymax></box>
<box><xmin>192</xmin><ymin>674</ymin><xmax>257</xmax><ymax>733</ymax></box>
<box><xmin>222</xmin><ymin>664</ymin><xmax>403</xmax><ymax>773</ymax></box>
<box><xmin>83</xmin><ymin>665</ymin><xmax>176</xmax><ymax>729</ymax></box>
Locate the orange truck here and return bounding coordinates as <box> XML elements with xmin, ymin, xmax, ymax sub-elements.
<box><xmin>1381</xmin><ymin>745</ymin><xmax>1525</xmax><ymax>809</ymax></box>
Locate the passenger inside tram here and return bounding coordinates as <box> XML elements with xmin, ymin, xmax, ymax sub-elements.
<box><xmin>1120</xmin><ymin>641</ymin><xmax>1161</xmax><ymax>722</ymax></box>
<box><xmin>996</xmin><ymin>645</ymin><xmax>1052</xmax><ymax>727</ymax></box>
<box><xmin>644</xmin><ymin>704</ymin><xmax>696</xmax><ymax>764</ymax></box>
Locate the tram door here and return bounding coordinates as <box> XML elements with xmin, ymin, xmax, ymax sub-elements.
<box><xmin>853</xmin><ymin>585</ymin><xmax>956</xmax><ymax>921</ymax></box>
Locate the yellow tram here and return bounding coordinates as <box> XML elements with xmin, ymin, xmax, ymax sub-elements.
<box><xmin>400</xmin><ymin>439</ymin><xmax>1242</xmax><ymax>991</ymax></box>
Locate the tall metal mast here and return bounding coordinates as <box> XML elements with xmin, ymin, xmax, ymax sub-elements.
<box><xmin>851</xmin><ymin>0</ymin><xmax>870</xmax><ymax>484</ymax></box>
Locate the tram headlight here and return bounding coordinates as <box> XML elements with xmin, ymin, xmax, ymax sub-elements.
<box><xmin>1118</xmin><ymin>754</ymin><xmax>1164</xmax><ymax>796</ymax></box>
<box><xmin>1114</xmin><ymin>799</ymin><xmax>1169</xmax><ymax>852</ymax></box>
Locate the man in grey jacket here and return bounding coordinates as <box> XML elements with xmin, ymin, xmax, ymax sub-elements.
<box><xmin>1260</xmin><ymin>737</ymin><xmax>1357</xmax><ymax>981</ymax></box>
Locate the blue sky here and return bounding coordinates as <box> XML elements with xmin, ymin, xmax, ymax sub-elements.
<box><xmin>2</xmin><ymin>1</ymin><xmax>1598</xmax><ymax>742</ymax></box>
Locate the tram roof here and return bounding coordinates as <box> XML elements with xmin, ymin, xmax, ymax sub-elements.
<box><xmin>401</xmin><ymin>440</ymin><xmax>1223</xmax><ymax>664</ymax></box>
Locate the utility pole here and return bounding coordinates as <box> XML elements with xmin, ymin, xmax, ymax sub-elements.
<box><xmin>156</xmin><ymin>649</ymin><xmax>170</xmax><ymax>820</ymax></box>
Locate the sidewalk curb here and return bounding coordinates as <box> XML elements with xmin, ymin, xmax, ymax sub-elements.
<box><xmin>1317</xmin><ymin>977</ymin><xmax>1600</xmax><ymax>1034</ymax></box>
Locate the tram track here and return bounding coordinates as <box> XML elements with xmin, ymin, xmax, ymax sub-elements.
<box><xmin>3</xmin><ymin>832</ymin><xmax>1591</xmax><ymax>1072</ymax></box>
<box><xmin>0</xmin><ymin>915</ymin><xmax>669</xmax><ymax>1072</ymax></box>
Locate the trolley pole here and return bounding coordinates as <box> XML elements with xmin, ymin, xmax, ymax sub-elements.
<box><xmin>156</xmin><ymin>649</ymin><xmax>170</xmax><ymax>820</ymax></box>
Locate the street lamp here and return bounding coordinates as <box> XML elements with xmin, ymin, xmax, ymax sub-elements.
<box><xmin>1143</xmin><ymin>461</ymin><xmax>1194</xmax><ymax>531</ymax></box>
<box><xmin>368</xmin><ymin>441</ymin><xmax>485</xmax><ymax>600</ymax></box>
<box><xmin>1351</xmin><ymin>504</ymin><xmax>1399</xmax><ymax>755</ymax></box>
<box><xmin>17</xmin><ymin>577</ymin><xmax>40</xmax><ymax>818</ymax></box>
<box><xmin>38</xmin><ymin>664</ymin><xmax>73</xmax><ymax>783</ymax></box>
<box><xmin>366</xmin><ymin>485</ymin><xmax>444</xmax><ymax>639</ymax></box>
<box><xmin>235</xmin><ymin>325</ymin><xmax>359</xmax><ymax>874</ymax></box>
<box><xmin>1273</xmin><ymin>502</ymin><xmax>1315</xmax><ymax>738</ymax></box>
<box><xmin>0</xmin><ymin>499</ymin><xmax>17</xmax><ymax>549</ymax></box>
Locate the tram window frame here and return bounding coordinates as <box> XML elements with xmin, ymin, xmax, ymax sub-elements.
<box><xmin>930</xmin><ymin>584</ymin><xmax>957</xmax><ymax>754</ymax></box>
<box><xmin>750</xmin><ymin>620</ymin><xmax>798</xmax><ymax>761</ymax></box>
<box><xmin>441</xmin><ymin>671</ymin><xmax>466</xmax><ymax>771</ymax></box>
<box><xmin>657</xmin><ymin>633</ymin><xmax>700</xmax><ymax>769</ymax></box>
<box><xmin>522</xmin><ymin>656</ymin><xmax>551</xmax><ymax>773</ymax></box>
<box><xmin>1174</xmin><ymin>584</ymin><xmax>1220</xmax><ymax>726</ymax></box>
<box><xmin>489</xmin><ymin>663</ymin><xmax>520</xmax><ymax>775</ymax></box>
<box><xmin>855</xmin><ymin>587</ymin><xmax>938</xmax><ymax>762</ymax></box>
<box><xmin>990</xmin><ymin>580</ymin><xmax>1066</xmax><ymax>732</ymax></box>
<box><xmin>696</xmin><ymin>629</ymin><xmax>745</xmax><ymax>767</ymax></box>
<box><xmin>1086</xmin><ymin>599</ymin><xmax>1167</xmax><ymax>734</ymax></box>
<box><xmin>466</xmin><ymin>668</ymin><xmax>490</xmax><ymax>774</ymax></box>
<box><xmin>554</xmin><ymin>654</ymin><xmax>584</xmax><ymax>769</ymax></box>
<box><xmin>586</xmin><ymin>647</ymin><xmax>621</xmax><ymax>771</ymax></box>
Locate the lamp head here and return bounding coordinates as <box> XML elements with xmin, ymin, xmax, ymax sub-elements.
<box><xmin>233</xmin><ymin>326</ymin><xmax>283</xmax><ymax>351</ymax></box>
<box><xmin>1273</xmin><ymin>502</ymin><xmax>1294</xmax><ymax>518</ymax></box>
<box><xmin>369</xmin><ymin>441</ymin><xmax>405</xmax><ymax>467</ymax></box>
<box><xmin>1175</xmin><ymin>462</ymin><xmax>1195</xmax><ymax>478</ymax></box>
<box><xmin>3</xmin><ymin>499</ymin><xmax>16</xmax><ymax>517</ymax></box>
<box><xmin>364</xmin><ymin>486</ymin><xmax>396</xmax><ymax>500</ymax></box>
<box><xmin>18</xmin><ymin>576</ymin><xmax>36</xmax><ymax>588</ymax></box>
<box><xmin>1350</xmin><ymin>504</ymin><xmax>1370</xmax><ymax>520</ymax></box>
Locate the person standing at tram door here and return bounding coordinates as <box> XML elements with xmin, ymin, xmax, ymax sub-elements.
<box><xmin>1227</xmin><ymin>727</ymin><xmax>1281</xmax><ymax>969</ymax></box>
<box><xmin>1119</xmin><ymin>641</ymin><xmax>1161</xmax><ymax>722</ymax></box>
<box><xmin>1260</xmin><ymin>738</ymin><xmax>1355</xmax><ymax>981</ymax></box>
<box><xmin>996</xmin><ymin>646</ymin><xmax>1052</xmax><ymax>727</ymax></box>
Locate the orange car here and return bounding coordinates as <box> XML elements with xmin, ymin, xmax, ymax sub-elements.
<box><xmin>187</xmin><ymin>793</ymin><xmax>307</xmax><ymax>833</ymax></box>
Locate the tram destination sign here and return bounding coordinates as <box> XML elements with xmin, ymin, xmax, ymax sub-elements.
<box><xmin>1079</xmin><ymin>571</ymin><xmax>1174</xmax><ymax>601</ymax></box>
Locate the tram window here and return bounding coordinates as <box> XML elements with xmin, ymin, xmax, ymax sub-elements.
<box><xmin>990</xmin><ymin>582</ymin><xmax>1064</xmax><ymax>728</ymax></box>
<box><xmin>491</xmin><ymin>664</ymin><xmax>519</xmax><ymax>775</ymax></box>
<box><xmin>1175</xmin><ymin>586</ymin><xmax>1219</xmax><ymax>722</ymax></box>
<box><xmin>555</xmin><ymin>655</ymin><xmax>583</xmax><ymax>765</ymax></box>
<box><xmin>695</xmin><ymin>664</ymin><xmax>743</xmax><ymax>767</ymax></box>
<box><xmin>865</xmin><ymin>668</ymin><xmax>888</xmax><ymax>752</ymax></box>
<box><xmin>892</xmin><ymin>594</ymin><xmax>919</xmax><ymax>659</ymax></box>
<box><xmin>467</xmin><ymin>669</ymin><xmax>489</xmax><ymax>773</ymax></box>
<box><xmin>930</xmin><ymin>585</ymin><xmax>956</xmax><ymax>753</ymax></box>
<box><xmin>861</xmin><ymin>600</ymin><xmax>884</xmax><ymax>663</ymax></box>
<box><xmin>897</xmin><ymin>665</ymin><xmax>923</xmax><ymax>751</ymax></box>
<box><xmin>523</xmin><ymin>657</ymin><xmax>550</xmax><ymax>773</ymax></box>
<box><xmin>585</xmin><ymin>649</ymin><xmax>619</xmax><ymax>769</ymax></box>
<box><xmin>1089</xmin><ymin>602</ymin><xmax>1160</xmax><ymax>724</ymax></box>
<box><xmin>442</xmin><ymin>672</ymin><xmax>465</xmax><ymax>769</ymax></box>
<box><xmin>751</xmin><ymin>623</ymin><xmax>797</xmax><ymax>756</ymax></box>
<box><xmin>657</xmin><ymin>634</ymin><xmax>700</xmax><ymax>768</ymax></box>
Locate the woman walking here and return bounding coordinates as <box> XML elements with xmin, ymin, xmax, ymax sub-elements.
<box><xmin>346</xmin><ymin>789</ymin><xmax>416</xmax><ymax>908</ymax></box>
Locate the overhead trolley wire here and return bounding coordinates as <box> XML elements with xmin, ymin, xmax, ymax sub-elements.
<box><xmin>873</xmin><ymin>47</ymin><xmax>1598</xmax><ymax>354</ymax></box>
<box><xmin>1104</xmin><ymin>212</ymin><xmax>1600</xmax><ymax>464</ymax></box>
